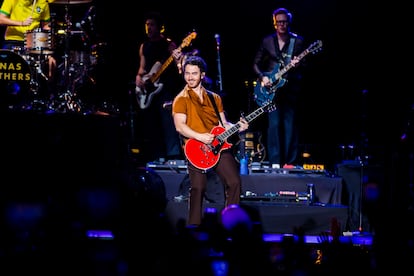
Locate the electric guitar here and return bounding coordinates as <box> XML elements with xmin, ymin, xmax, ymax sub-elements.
<box><xmin>254</xmin><ymin>40</ymin><xmax>323</xmax><ymax>107</ymax></box>
<box><xmin>136</xmin><ymin>32</ymin><xmax>197</xmax><ymax>109</ymax></box>
<box><xmin>184</xmin><ymin>101</ymin><xmax>276</xmax><ymax>170</ymax></box>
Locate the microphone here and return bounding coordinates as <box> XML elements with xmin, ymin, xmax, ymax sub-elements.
<box><xmin>214</xmin><ymin>34</ymin><xmax>220</xmax><ymax>46</ymax></box>
<box><xmin>162</xmin><ymin>101</ymin><xmax>172</xmax><ymax>110</ymax></box>
<box><xmin>81</xmin><ymin>6</ymin><xmax>96</xmax><ymax>25</ymax></box>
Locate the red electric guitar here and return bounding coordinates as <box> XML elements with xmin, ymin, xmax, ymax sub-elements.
<box><xmin>184</xmin><ymin>101</ymin><xmax>275</xmax><ymax>170</ymax></box>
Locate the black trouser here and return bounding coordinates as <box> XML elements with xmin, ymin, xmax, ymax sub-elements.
<box><xmin>187</xmin><ymin>151</ymin><xmax>241</xmax><ymax>225</ymax></box>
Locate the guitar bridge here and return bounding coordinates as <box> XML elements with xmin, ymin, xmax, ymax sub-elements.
<box><xmin>211</xmin><ymin>143</ymin><xmax>223</xmax><ymax>155</ymax></box>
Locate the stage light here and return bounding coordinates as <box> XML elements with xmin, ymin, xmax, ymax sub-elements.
<box><xmin>303</xmin><ymin>152</ymin><xmax>311</xmax><ymax>158</ymax></box>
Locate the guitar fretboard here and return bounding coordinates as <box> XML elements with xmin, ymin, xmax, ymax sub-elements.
<box><xmin>275</xmin><ymin>40</ymin><xmax>322</xmax><ymax>80</ymax></box>
<box><xmin>149</xmin><ymin>32</ymin><xmax>197</xmax><ymax>83</ymax></box>
<box><xmin>217</xmin><ymin>104</ymin><xmax>271</xmax><ymax>143</ymax></box>
<box><xmin>276</xmin><ymin>49</ymin><xmax>309</xmax><ymax>79</ymax></box>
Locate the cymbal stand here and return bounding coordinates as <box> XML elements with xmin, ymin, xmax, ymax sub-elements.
<box><xmin>55</xmin><ymin>4</ymin><xmax>83</xmax><ymax>113</ymax></box>
<box><xmin>27</xmin><ymin>53</ymin><xmax>49</xmax><ymax>111</ymax></box>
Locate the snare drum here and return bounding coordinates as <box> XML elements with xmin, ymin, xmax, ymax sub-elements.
<box><xmin>24</xmin><ymin>29</ymin><xmax>54</xmax><ymax>55</ymax></box>
<box><xmin>0</xmin><ymin>50</ymin><xmax>32</xmax><ymax>110</ymax></box>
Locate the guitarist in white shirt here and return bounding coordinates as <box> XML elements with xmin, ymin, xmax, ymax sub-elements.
<box><xmin>135</xmin><ymin>11</ymin><xmax>184</xmax><ymax>162</ymax></box>
<box><xmin>252</xmin><ymin>7</ymin><xmax>306</xmax><ymax>168</ymax></box>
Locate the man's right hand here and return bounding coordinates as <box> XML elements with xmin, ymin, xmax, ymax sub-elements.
<box><xmin>261</xmin><ymin>75</ymin><xmax>271</xmax><ymax>87</ymax></box>
<box><xmin>172</xmin><ymin>48</ymin><xmax>182</xmax><ymax>61</ymax></box>
<box><xmin>22</xmin><ymin>16</ymin><xmax>33</xmax><ymax>26</ymax></box>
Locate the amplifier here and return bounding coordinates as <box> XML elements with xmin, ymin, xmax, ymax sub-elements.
<box><xmin>241</xmin><ymin>191</ymin><xmax>310</xmax><ymax>204</ymax></box>
<box><xmin>147</xmin><ymin>160</ymin><xmax>187</xmax><ymax>171</ymax></box>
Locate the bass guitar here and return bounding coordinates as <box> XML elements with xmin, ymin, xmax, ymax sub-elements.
<box><xmin>136</xmin><ymin>32</ymin><xmax>197</xmax><ymax>109</ymax></box>
<box><xmin>254</xmin><ymin>40</ymin><xmax>322</xmax><ymax>106</ymax></box>
<box><xmin>184</xmin><ymin>101</ymin><xmax>276</xmax><ymax>170</ymax></box>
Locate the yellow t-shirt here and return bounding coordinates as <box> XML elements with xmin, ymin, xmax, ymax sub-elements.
<box><xmin>0</xmin><ymin>0</ymin><xmax>51</xmax><ymax>41</ymax></box>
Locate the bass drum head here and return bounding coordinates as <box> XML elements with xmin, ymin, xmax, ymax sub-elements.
<box><xmin>0</xmin><ymin>50</ymin><xmax>32</xmax><ymax>111</ymax></box>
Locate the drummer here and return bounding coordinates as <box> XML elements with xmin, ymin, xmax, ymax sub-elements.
<box><xmin>0</xmin><ymin>0</ymin><xmax>57</xmax><ymax>80</ymax></box>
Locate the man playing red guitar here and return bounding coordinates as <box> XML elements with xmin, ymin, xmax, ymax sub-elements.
<box><xmin>172</xmin><ymin>56</ymin><xmax>249</xmax><ymax>227</ymax></box>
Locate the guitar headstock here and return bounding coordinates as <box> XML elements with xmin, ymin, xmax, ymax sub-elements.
<box><xmin>180</xmin><ymin>32</ymin><xmax>197</xmax><ymax>48</ymax></box>
<box><xmin>307</xmin><ymin>40</ymin><xmax>323</xmax><ymax>54</ymax></box>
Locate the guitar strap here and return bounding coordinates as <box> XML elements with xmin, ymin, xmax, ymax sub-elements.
<box><xmin>207</xmin><ymin>91</ymin><xmax>224</xmax><ymax>127</ymax></box>
<box><xmin>285</xmin><ymin>37</ymin><xmax>295</xmax><ymax>64</ymax></box>
<box><xmin>273</xmin><ymin>34</ymin><xmax>296</xmax><ymax>65</ymax></box>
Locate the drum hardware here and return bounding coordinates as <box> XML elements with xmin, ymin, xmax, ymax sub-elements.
<box><xmin>52</xmin><ymin>68</ymin><xmax>86</xmax><ymax>113</ymax></box>
<box><xmin>11</xmin><ymin>46</ymin><xmax>25</xmax><ymax>56</ymax></box>
<box><xmin>47</xmin><ymin>62</ymin><xmax>84</xmax><ymax>113</ymax></box>
<box><xmin>29</xmin><ymin>55</ymin><xmax>49</xmax><ymax>81</ymax></box>
<box><xmin>49</xmin><ymin>3</ymin><xmax>86</xmax><ymax>113</ymax></box>
<box><xmin>90</xmin><ymin>42</ymin><xmax>106</xmax><ymax>66</ymax></box>
<box><xmin>54</xmin><ymin>90</ymin><xmax>83</xmax><ymax>113</ymax></box>
<box><xmin>48</xmin><ymin>1</ymin><xmax>98</xmax><ymax>113</ymax></box>
<box><xmin>25</xmin><ymin>54</ymin><xmax>54</xmax><ymax>111</ymax></box>
<box><xmin>50</xmin><ymin>0</ymin><xmax>93</xmax><ymax>4</ymax></box>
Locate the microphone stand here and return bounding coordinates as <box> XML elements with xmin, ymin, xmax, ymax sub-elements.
<box><xmin>128</xmin><ymin>83</ymin><xmax>137</xmax><ymax>152</ymax></box>
<box><xmin>358</xmin><ymin>157</ymin><xmax>364</xmax><ymax>233</ymax></box>
<box><xmin>358</xmin><ymin>89</ymin><xmax>369</xmax><ymax>233</ymax></box>
<box><xmin>214</xmin><ymin>34</ymin><xmax>223</xmax><ymax>93</ymax></box>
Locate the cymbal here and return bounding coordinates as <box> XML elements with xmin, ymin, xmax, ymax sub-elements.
<box><xmin>49</xmin><ymin>0</ymin><xmax>93</xmax><ymax>4</ymax></box>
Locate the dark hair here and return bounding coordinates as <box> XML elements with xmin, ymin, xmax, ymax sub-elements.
<box><xmin>183</xmin><ymin>56</ymin><xmax>207</xmax><ymax>73</ymax></box>
<box><xmin>144</xmin><ymin>11</ymin><xmax>164</xmax><ymax>28</ymax></box>
<box><xmin>272</xmin><ymin>7</ymin><xmax>293</xmax><ymax>23</ymax></box>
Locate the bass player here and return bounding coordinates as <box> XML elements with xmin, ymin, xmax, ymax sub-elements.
<box><xmin>135</xmin><ymin>11</ymin><xmax>184</xmax><ymax>162</ymax></box>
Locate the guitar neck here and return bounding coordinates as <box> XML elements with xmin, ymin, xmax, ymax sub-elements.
<box><xmin>217</xmin><ymin>105</ymin><xmax>268</xmax><ymax>142</ymax></box>
<box><xmin>149</xmin><ymin>55</ymin><xmax>174</xmax><ymax>83</ymax></box>
<box><xmin>147</xmin><ymin>32</ymin><xmax>197</xmax><ymax>84</ymax></box>
<box><xmin>276</xmin><ymin>49</ymin><xmax>309</xmax><ymax>78</ymax></box>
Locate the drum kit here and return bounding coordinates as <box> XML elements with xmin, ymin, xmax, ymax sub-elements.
<box><xmin>0</xmin><ymin>0</ymin><xmax>104</xmax><ymax>113</ymax></box>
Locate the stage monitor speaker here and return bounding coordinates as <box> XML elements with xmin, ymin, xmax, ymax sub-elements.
<box><xmin>127</xmin><ymin>167</ymin><xmax>168</xmax><ymax>214</ymax></box>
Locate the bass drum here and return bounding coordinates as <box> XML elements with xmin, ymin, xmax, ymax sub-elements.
<box><xmin>0</xmin><ymin>50</ymin><xmax>32</xmax><ymax>110</ymax></box>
